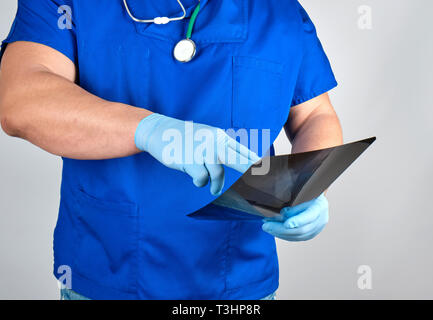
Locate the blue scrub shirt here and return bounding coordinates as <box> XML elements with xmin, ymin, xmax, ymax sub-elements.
<box><xmin>1</xmin><ymin>0</ymin><xmax>337</xmax><ymax>299</ymax></box>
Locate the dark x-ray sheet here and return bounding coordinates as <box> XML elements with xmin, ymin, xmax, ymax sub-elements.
<box><xmin>188</xmin><ymin>137</ymin><xmax>376</xmax><ymax>221</ymax></box>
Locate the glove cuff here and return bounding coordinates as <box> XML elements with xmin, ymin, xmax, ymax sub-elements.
<box><xmin>134</xmin><ymin>113</ymin><xmax>166</xmax><ymax>152</ymax></box>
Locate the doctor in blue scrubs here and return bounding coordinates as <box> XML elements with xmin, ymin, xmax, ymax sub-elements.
<box><xmin>0</xmin><ymin>0</ymin><xmax>343</xmax><ymax>300</ymax></box>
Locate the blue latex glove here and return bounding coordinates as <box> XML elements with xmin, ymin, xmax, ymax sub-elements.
<box><xmin>135</xmin><ymin>113</ymin><xmax>260</xmax><ymax>196</ymax></box>
<box><xmin>262</xmin><ymin>194</ymin><xmax>329</xmax><ymax>242</ymax></box>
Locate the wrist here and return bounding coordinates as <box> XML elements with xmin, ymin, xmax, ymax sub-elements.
<box><xmin>134</xmin><ymin>112</ymin><xmax>165</xmax><ymax>151</ymax></box>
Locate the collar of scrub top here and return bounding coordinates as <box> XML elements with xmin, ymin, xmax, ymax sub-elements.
<box><xmin>127</xmin><ymin>0</ymin><xmax>247</xmax><ymax>45</ymax></box>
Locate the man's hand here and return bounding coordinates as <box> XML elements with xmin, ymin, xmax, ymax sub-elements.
<box><xmin>262</xmin><ymin>195</ymin><xmax>329</xmax><ymax>242</ymax></box>
<box><xmin>135</xmin><ymin>113</ymin><xmax>260</xmax><ymax>195</ymax></box>
<box><xmin>266</xmin><ymin>92</ymin><xmax>341</xmax><ymax>242</ymax></box>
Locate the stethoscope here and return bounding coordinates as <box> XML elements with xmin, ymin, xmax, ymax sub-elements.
<box><xmin>123</xmin><ymin>0</ymin><xmax>202</xmax><ymax>63</ymax></box>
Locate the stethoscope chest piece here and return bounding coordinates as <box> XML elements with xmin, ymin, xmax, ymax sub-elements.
<box><xmin>124</xmin><ymin>0</ymin><xmax>201</xmax><ymax>63</ymax></box>
<box><xmin>173</xmin><ymin>39</ymin><xmax>197</xmax><ymax>63</ymax></box>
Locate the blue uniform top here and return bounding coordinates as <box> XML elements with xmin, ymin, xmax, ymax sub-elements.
<box><xmin>2</xmin><ymin>0</ymin><xmax>337</xmax><ymax>299</ymax></box>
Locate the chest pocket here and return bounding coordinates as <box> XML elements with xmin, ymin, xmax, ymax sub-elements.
<box><xmin>232</xmin><ymin>56</ymin><xmax>285</xmax><ymax>130</ymax></box>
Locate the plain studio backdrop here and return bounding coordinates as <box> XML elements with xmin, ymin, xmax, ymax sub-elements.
<box><xmin>0</xmin><ymin>0</ymin><xmax>432</xmax><ymax>300</ymax></box>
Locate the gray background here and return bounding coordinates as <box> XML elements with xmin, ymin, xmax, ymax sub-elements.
<box><xmin>0</xmin><ymin>0</ymin><xmax>432</xmax><ymax>299</ymax></box>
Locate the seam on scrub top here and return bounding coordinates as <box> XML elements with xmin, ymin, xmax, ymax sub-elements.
<box><xmin>66</xmin><ymin>269</ymin><xmax>137</xmax><ymax>297</ymax></box>
<box><xmin>191</xmin><ymin>0</ymin><xmax>248</xmax><ymax>44</ymax></box>
<box><xmin>223</xmin><ymin>221</ymin><xmax>237</xmax><ymax>294</ymax></box>
<box><xmin>291</xmin><ymin>79</ymin><xmax>338</xmax><ymax>107</ymax></box>
<box><xmin>72</xmin><ymin>0</ymin><xmax>83</xmax><ymax>64</ymax></box>
<box><xmin>231</xmin><ymin>56</ymin><xmax>235</xmax><ymax>128</ymax></box>
<box><xmin>233</xmin><ymin>57</ymin><xmax>285</xmax><ymax>76</ymax></box>
<box><xmin>221</xmin><ymin>222</ymin><xmax>230</xmax><ymax>293</ymax></box>
<box><xmin>234</xmin><ymin>64</ymin><xmax>284</xmax><ymax>76</ymax></box>
<box><xmin>1</xmin><ymin>36</ymin><xmax>77</xmax><ymax>65</ymax></box>
<box><xmin>132</xmin><ymin>204</ymin><xmax>141</xmax><ymax>298</ymax></box>
<box><xmin>127</xmin><ymin>203</ymin><xmax>140</xmax><ymax>295</ymax></box>
<box><xmin>224</xmin><ymin>273</ymin><xmax>278</xmax><ymax>293</ymax></box>
<box><xmin>138</xmin><ymin>30</ymin><xmax>248</xmax><ymax>45</ymax></box>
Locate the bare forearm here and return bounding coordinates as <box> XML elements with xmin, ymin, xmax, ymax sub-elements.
<box><xmin>285</xmin><ymin>94</ymin><xmax>343</xmax><ymax>154</ymax></box>
<box><xmin>0</xmin><ymin>69</ymin><xmax>151</xmax><ymax>160</ymax></box>
<box><xmin>290</xmin><ymin>111</ymin><xmax>343</xmax><ymax>153</ymax></box>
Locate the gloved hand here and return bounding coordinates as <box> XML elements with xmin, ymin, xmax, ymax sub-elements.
<box><xmin>262</xmin><ymin>194</ymin><xmax>329</xmax><ymax>242</ymax></box>
<box><xmin>135</xmin><ymin>113</ymin><xmax>260</xmax><ymax>196</ymax></box>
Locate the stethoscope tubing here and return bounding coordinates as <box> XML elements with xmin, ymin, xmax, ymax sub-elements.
<box><xmin>123</xmin><ymin>0</ymin><xmax>187</xmax><ymax>24</ymax></box>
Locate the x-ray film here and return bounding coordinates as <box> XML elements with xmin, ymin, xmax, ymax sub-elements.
<box><xmin>188</xmin><ymin>137</ymin><xmax>376</xmax><ymax>221</ymax></box>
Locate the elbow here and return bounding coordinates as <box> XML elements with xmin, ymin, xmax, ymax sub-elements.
<box><xmin>0</xmin><ymin>98</ymin><xmax>24</xmax><ymax>138</ymax></box>
<box><xmin>0</xmin><ymin>113</ymin><xmax>19</xmax><ymax>137</ymax></box>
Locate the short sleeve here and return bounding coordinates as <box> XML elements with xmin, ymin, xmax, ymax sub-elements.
<box><xmin>291</xmin><ymin>1</ymin><xmax>338</xmax><ymax>107</ymax></box>
<box><xmin>0</xmin><ymin>0</ymin><xmax>77</xmax><ymax>63</ymax></box>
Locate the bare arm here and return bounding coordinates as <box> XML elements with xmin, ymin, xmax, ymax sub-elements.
<box><xmin>285</xmin><ymin>93</ymin><xmax>343</xmax><ymax>153</ymax></box>
<box><xmin>0</xmin><ymin>42</ymin><xmax>152</xmax><ymax>160</ymax></box>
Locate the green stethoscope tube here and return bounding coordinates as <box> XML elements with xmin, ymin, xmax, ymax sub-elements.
<box><xmin>186</xmin><ymin>2</ymin><xmax>201</xmax><ymax>40</ymax></box>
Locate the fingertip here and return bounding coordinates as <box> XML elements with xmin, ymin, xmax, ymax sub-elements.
<box><xmin>284</xmin><ymin>219</ymin><xmax>297</xmax><ymax>229</ymax></box>
<box><xmin>193</xmin><ymin>175</ymin><xmax>209</xmax><ymax>188</ymax></box>
<box><xmin>210</xmin><ymin>173</ymin><xmax>225</xmax><ymax>197</ymax></box>
<box><xmin>193</xmin><ymin>180</ymin><xmax>204</xmax><ymax>188</ymax></box>
<box><xmin>210</xmin><ymin>185</ymin><xmax>223</xmax><ymax>197</ymax></box>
